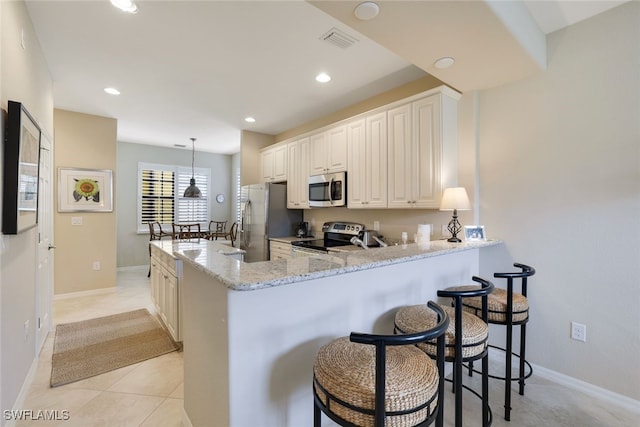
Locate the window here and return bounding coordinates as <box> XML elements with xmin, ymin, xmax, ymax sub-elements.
<box><xmin>138</xmin><ymin>162</ymin><xmax>210</xmax><ymax>233</ymax></box>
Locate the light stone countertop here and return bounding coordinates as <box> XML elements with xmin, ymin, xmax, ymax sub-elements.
<box><xmin>160</xmin><ymin>238</ymin><xmax>502</xmax><ymax>292</ymax></box>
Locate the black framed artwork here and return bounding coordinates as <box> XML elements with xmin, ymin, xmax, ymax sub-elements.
<box><xmin>2</xmin><ymin>101</ymin><xmax>42</xmax><ymax>234</ymax></box>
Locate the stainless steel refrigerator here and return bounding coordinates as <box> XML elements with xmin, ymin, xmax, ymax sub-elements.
<box><xmin>237</xmin><ymin>182</ymin><xmax>303</xmax><ymax>262</ymax></box>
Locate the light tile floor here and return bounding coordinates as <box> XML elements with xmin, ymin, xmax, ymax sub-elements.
<box><xmin>15</xmin><ymin>267</ymin><xmax>640</xmax><ymax>426</ymax></box>
<box><xmin>16</xmin><ymin>267</ymin><xmax>183</xmax><ymax>427</ymax></box>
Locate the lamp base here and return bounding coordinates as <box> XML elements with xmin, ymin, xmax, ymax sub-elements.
<box><xmin>447</xmin><ymin>237</ymin><xmax>462</xmax><ymax>243</ymax></box>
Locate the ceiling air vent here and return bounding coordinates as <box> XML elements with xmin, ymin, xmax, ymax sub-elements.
<box><xmin>319</xmin><ymin>27</ymin><xmax>358</xmax><ymax>49</ymax></box>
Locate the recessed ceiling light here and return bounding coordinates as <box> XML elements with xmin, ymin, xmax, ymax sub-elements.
<box><xmin>354</xmin><ymin>2</ymin><xmax>380</xmax><ymax>21</ymax></box>
<box><xmin>104</xmin><ymin>87</ymin><xmax>120</xmax><ymax>95</ymax></box>
<box><xmin>434</xmin><ymin>57</ymin><xmax>455</xmax><ymax>69</ymax></box>
<box><xmin>315</xmin><ymin>72</ymin><xmax>331</xmax><ymax>83</ymax></box>
<box><xmin>244</xmin><ymin>117</ymin><xmax>256</xmax><ymax>123</ymax></box>
<box><xmin>110</xmin><ymin>0</ymin><xmax>138</xmax><ymax>14</ymax></box>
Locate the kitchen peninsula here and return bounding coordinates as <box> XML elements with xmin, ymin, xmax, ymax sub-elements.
<box><xmin>170</xmin><ymin>238</ymin><xmax>501</xmax><ymax>427</ymax></box>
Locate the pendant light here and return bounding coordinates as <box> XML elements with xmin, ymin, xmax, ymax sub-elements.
<box><xmin>183</xmin><ymin>138</ymin><xmax>202</xmax><ymax>198</ymax></box>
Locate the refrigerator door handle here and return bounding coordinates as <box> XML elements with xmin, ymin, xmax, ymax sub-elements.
<box><xmin>243</xmin><ymin>199</ymin><xmax>252</xmax><ymax>247</ymax></box>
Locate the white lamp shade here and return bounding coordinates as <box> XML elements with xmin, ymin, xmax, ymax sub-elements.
<box><xmin>440</xmin><ymin>187</ymin><xmax>471</xmax><ymax>211</ymax></box>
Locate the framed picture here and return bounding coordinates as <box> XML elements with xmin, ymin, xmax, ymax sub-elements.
<box><xmin>58</xmin><ymin>168</ymin><xmax>113</xmax><ymax>212</ymax></box>
<box><xmin>464</xmin><ymin>225</ymin><xmax>486</xmax><ymax>241</ymax></box>
<box><xmin>2</xmin><ymin>101</ymin><xmax>42</xmax><ymax>234</ymax></box>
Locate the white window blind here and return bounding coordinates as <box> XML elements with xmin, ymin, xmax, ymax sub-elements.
<box><xmin>176</xmin><ymin>170</ymin><xmax>209</xmax><ymax>223</ymax></box>
<box><xmin>138</xmin><ymin>162</ymin><xmax>210</xmax><ymax>233</ymax></box>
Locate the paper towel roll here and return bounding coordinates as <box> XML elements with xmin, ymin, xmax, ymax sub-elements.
<box><xmin>417</xmin><ymin>224</ymin><xmax>431</xmax><ymax>242</ymax></box>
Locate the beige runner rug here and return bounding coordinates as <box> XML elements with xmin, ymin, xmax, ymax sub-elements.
<box><xmin>50</xmin><ymin>308</ymin><xmax>179</xmax><ymax>387</ymax></box>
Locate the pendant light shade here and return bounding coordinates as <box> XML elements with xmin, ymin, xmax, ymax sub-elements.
<box><xmin>183</xmin><ymin>138</ymin><xmax>202</xmax><ymax>198</ymax></box>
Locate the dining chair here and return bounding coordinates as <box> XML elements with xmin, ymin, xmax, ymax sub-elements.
<box><xmin>172</xmin><ymin>223</ymin><xmax>202</xmax><ymax>240</ymax></box>
<box><xmin>207</xmin><ymin>220</ymin><xmax>228</xmax><ymax>240</ymax></box>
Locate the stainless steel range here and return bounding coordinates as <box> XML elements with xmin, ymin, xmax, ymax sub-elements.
<box><xmin>291</xmin><ymin>221</ymin><xmax>365</xmax><ymax>256</ymax></box>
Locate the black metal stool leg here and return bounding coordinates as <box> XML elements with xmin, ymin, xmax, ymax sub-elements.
<box><xmin>519</xmin><ymin>323</ymin><xmax>527</xmax><ymax>395</ymax></box>
<box><xmin>482</xmin><ymin>351</ymin><xmax>490</xmax><ymax>427</ymax></box>
<box><xmin>454</xmin><ymin>298</ymin><xmax>463</xmax><ymax>427</ymax></box>
<box><xmin>313</xmin><ymin>398</ymin><xmax>321</xmax><ymax>427</ymax></box>
<box><xmin>505</xmin><ymin>320</ymin><xmax>513</xmax><ymax>421</ymax></box>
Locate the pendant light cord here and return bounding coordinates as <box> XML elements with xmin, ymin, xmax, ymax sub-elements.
<box><xmin>190</xmin><ymin>137</ymin><xmax>196</xmax><ymax>178</ymax></box>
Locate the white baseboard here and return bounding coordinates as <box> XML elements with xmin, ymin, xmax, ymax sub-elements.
<box><xmin>532</xmin><ymin>363</ymin><xmax>640</xmax><ymax>414</ymax></box>
<box><xmin>486</xmin><ymin>348</ymin><xmax>640</xmax><ymax>414</ymax></box>
<box><xmin>181</xmin><ymin>407</ymin><xmax>194</xmax><ymax>427</ymax></box>
<box><xmin>4</xmin><ymin>356</ymin><xmax>39</xmax><ymax>427</ymax></box>
<box><xmin>53</xmin><ymin>287</ymin><xmax>115</xmax><ymax>300</ymax></box>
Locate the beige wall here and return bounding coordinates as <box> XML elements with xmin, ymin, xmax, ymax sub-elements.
<box><xmin>240</xmin><ymin>130</ymin><xmax>273</xmax><ymax>186</ymax></box>
<box><xmin>54</xmin><ymin>109</ymin><xmax>117</xmax><ymax>294</ymax></box>
<box><xmin>0</xmin><ymin>0</ymin><xmax>53</xmax><ymax>418</ymax></box>
<box><xmin>477</xmin><ymin>2</ymin><xmax>639</xmax><ymax>400</ymax></box>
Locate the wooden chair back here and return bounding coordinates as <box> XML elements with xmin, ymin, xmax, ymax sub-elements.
<box><xmin>172</xmin><ymin>223</ymin><xmax>202</xmax><ymax>240</ymax></box>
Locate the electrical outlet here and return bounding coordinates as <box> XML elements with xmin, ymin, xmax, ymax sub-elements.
<box><xmin>24</xmin><ymin>320</ymin><xmax>29</xmax><ymax>340</ymax></box>
<box><xmin>441</xmin><ymin>225</ymin><xmax>449</xmax><ymax>236</ymax></box>
<box><xmin>93</xmin><ymin>261</ymin><xmax>101</xmax><ymax>270</ymax></box>
<box><xmin>373</xmin><ymin>221</ymin><xmax>380</xmax><ymax>231</ymax></box>
<box><xmin>571</xmin><ymin>322</ymin><xmax>586</xmax><ymax>342</ymax></box>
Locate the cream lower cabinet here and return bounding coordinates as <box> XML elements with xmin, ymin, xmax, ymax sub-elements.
<box><xmin>269</xmin><ymin>240</ymin><xmax>292</xmax><ymax>260</ymax></box>
<box><xmin>150</xmin><ymin>245</ymin><xmax>182</xmax><ymax>342</ymax></box>
<box><xmin>347</xmin><ymin>112</ymin><xmax>387</xmax><ymax>208</ymax></box>
<box><xmin>387</xmin><ymin>90</ymin><xmax>459</xmax><ymax>209</ymax></box>
<box><xmin>287</xmin><ymin>137</ymin><xmax>310</xmax><ymax>209</ymax></box>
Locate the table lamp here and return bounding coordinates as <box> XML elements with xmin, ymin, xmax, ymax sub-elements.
<box><xmin>440</xmin><ymin>187</ymin><xmax>471</xmax><ymax>242</ymax></box>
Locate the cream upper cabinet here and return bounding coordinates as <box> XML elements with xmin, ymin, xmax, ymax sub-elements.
<box><xmin>309</xmin><ymin>124</ymin><xmax>347</xmax><ymax>175</ymax></box>
<box><xmin>261</xmin><ymin>143</ymin><xmax>287</xmax><ymax>183</ymax></box>
<box><xmin>388</xmin><ymin>91</ymin><xmax>458</xmax><ymax>209</ymax></box>
<box><xmin>287</xmin><ymin>137</ymin><xmax>310</xmax><ymax>209</ymax></box>
<box><xmin>348</xmin><ymin>112</ymin><xmax>387</xmax><ymax>208</ymax></box>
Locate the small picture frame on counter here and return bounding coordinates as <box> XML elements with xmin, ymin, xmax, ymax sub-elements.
<box><xmin>464</xmin><ymin>225</ymin><xmax>486</xmax><ymax>241</ymax></box>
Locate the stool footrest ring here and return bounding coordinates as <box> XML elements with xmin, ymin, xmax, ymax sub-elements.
<box><xmin>464</xmin><ymin>345</ymin><xmax>533</xmax><ymax>382</ymax></box>
<box><xmin>443</xmin><ymin>378</ymin><xmax>493</xmax><ymax>426</ymax></box>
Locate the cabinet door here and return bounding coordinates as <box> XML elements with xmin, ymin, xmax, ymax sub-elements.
<box><xmin>297</xmin><ymin>137</ymin><xmax>310</xmax><ymax>207</ymax></box>
<box><xmin>163</xmin><ymin>269</ymin><xmax>179</xmax><ymax>341</ymax></box>
<box><xmin>309</xmin><ymin>132</ymin><xmax>327</xmax><ymax>174</ymax></box>
<box><xmin>347</xmin><ymin>119</ymin><xmax>367</xmax><ymax>208</ymax></box>
<box><xmin>366</xmin><ymin>112</ymin><xmax>388</xmax><ymax>208</ymax></box>
<box><xmin>261</xmin><ymin>149</ymin><xmax>274</xmax><ymax>182</ymax></box>
<box><xmin>387</xmin><ymin>103</ymin><xmax>414</xmax><ymax>208</ymax></box>
<box><xmin>412</xmin><ymin>95</ymin><xmax>442</xmax><ymax>208</ymax></box>
<box><xmin>287</xmin><ymin>137</ymin><xmax>310</xmax><ymax>208</ymax></box>
<box><xmin>150</xmin><ymin>258</ymin><xmax>162</xmax><ymax>312</ymax></box>
<box><xmin>272</xmin><ymin>144</ymin><xmax>288</xmax><ymax>182</ymax></box>
<box><xmin>326</xmin><ymin>125</ymin><xmax>347</xmax><ymax>172</ymax></box>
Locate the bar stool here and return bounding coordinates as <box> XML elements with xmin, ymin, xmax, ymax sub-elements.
<box><xmin>459</xmin><ymin>263</ymin><xmax>535</xmax><ymax>421</ymax></box>
<box><xmin>394</xmin><ymin>277</ymin><xmax>494</xmax><ymax>427</ymax></box>
<box><xmin>313</xmin><ymin>301</ymin><xmax>449</xmax><ymax>427</ymax></box>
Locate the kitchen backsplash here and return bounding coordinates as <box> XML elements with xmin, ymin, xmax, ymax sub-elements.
<box><xmin>302</xmin><ymin>208</ymin><xmax>474</xmax><ymax>243</ymax></box>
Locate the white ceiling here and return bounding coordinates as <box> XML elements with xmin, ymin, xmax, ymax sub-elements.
<box><xmin>24</xmin><ymin>0</ymin><xmax>627</xmax><ymax>154</ymax></box>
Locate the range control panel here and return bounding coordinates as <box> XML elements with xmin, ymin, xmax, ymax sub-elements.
<box><xmin>322</xmin><ymin>221</ymin><xmax>365</xmax><ymax>236</ymax></box>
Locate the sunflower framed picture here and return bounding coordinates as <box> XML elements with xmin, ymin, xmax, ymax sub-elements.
<box><xmin>58</xmin><ymin>168</ymin><xmax>113</xmax><ymax>212</ymax></box>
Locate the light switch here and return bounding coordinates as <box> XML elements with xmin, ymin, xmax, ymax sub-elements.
<box><xmin>71</xmin><ymin>217</ymin><xmax>83</xmax><ymax>226</ymax></box>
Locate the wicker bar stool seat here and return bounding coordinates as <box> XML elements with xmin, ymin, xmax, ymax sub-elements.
<box><xmin>454</xmin><ymin>286</ymin><xmax>529</xmax><ymax>323</ymax></box>
<box><xmin>394</xmin><ymin>276</ymin><xmax>494</xmax><ymax>427</ymax></box>
<box><xmin>313</xmin><ymin>301</ymin><xmax>449</xmax><ymax>427</ymax></box>
<box><xmin>395</xmin><ymin>305</ymin><xmax>488</xmax><ymax>360</ymax></box>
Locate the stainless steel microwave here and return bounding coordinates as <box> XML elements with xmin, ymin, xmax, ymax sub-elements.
<box><xmin>308</xmin><ymin>172</ymin><xmax>346</xmax><ymax>207</ymax></box>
